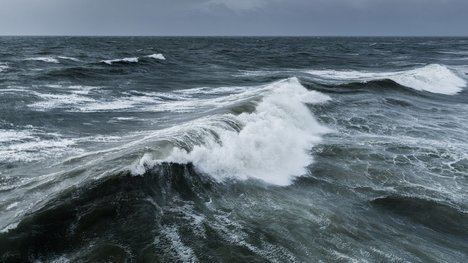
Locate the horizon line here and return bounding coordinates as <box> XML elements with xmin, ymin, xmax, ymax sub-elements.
<box><xmin>1</xmin><ymin>34</ymin><xmax>467</xmax><ymax>38</ymax></box>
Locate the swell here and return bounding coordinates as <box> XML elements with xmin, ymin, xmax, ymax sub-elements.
<box><xmin>0</xmin><ymin>163</ymin><xmax>217</xmax><ymax>262</ymax></box>
<box><xmin>37</xmin><ymin>55</ymin><xmax>167</xmax><ymax>81</ymax></box>
<box><xmin>0</xmin><ymin>78</ymin><xmax>330</xmax><ymax>236</ymax></box>
<box><xmin>371</xmin><ymin>195</ymin><xmax>468</xmax><ymax>237</ymax></box>
<box><xmin>304</xmin><ymin>64</ymin><xmax>467</xmax><ymax>95</ymax></box>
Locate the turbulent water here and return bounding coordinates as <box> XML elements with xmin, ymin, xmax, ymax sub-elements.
<box><xmin>0</xmin><ymin>37</ymin><xmax>467</xmax><ymax>262</ymax></box>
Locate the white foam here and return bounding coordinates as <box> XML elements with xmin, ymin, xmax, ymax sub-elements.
<box><xmin>147</xmin><ymin>53</ymin><xmax>166</xmax><ymax>60</ymax></box>
<box><xmin>57</xmin><ymin>56</ymin><xmax>81</xmax><ymax>62</ymax></box>
<box><xmin>0</xmin><ymin>222</ymin><xmax>18</xmax><ymax>233</ymax></box>
<box><xmin>157</xmin><ymin>226</ymin><xmax>198</xmax><ymax>262</ymax></box>
<box><xmin>45</xmin><ymin>84</ymin><xmax>101</xmax><ymax>95</ymax></box>
<box><xmin>175</xmin><ymin>85</ymin><xmax>249</xmax><ymax>95</ymax></box>
<box><xmin>133</xmin><ymin>78</ymin><xmax>331</xmax><ymax>186</ymax></box>
<box><xmin>0</xmin><ymin>129</ymin><xmax>34</xmax><ymax>143</ymax></box>
<box><xmin>0</xmin><ymin>136</ymin><xmax>79</xmax><ymax>163</ymax></box>
<box><xmin>78</xmin><ymin>99</ymin><xmax>138</xmax><ymax>111</ymax></box>
<box><xmin>102</xmin><ymin>57</ymin><xmax>139</xmax><ymax>65</ymax></box>
<box><xmin>0</xmin><ymin>62</ymin><xmax>9</xmax><ymax>72</ymax></box>
<box><xmin>25</xmin><ymin>57</ymin><xmax>59</xmax><ymax>63</ymax></box>
<box><xmin>29</xmin><ymin>92</ymin><xmax>96</xmax><ymax>110</ymax></box>
<box><xmin>68</xmin><ymin>85</ymin><xmax>100</xmax><ymax>95</ymax></box>
<box><xmin>305</xmin><ymin>64</ymin><xmax>466</xmax><ymax>95</ymax></box>
<box><xmin>6</xmin><ymin>202</ymin><xmax>19</xmax><ymax>210</ymax></box>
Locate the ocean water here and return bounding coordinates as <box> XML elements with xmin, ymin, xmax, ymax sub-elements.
<box><xmin>0</xmin><ymin>37</ymin><xmax>467</xmax><ymax>262</ymax></box>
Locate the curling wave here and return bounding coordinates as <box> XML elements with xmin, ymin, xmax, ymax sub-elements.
<box><xmin>305</xmin><ymin>64</ymin><xmax>466</xmax><ymax>95</ymax></box>
<box><xmin>132</xmin><ymin>78</ymin><xmax>331</xmax><ymax>186</ymax></box>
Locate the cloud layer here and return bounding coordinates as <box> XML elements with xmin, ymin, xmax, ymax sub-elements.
<box><xmin>0</xmin><ymin>0</ymin><xmax>467</xmax><ymax>35</ymax></box>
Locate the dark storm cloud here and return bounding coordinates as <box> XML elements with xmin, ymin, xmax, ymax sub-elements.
<box><xmin>0</xmin><ymin>0</ymin><xmax>467</xmax><ymax>35</ymax></box>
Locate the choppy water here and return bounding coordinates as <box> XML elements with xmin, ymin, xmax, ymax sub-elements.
<box><xmin>0</xmin><ymin>37</ymin><xmax>467</xmax><ymax>262</ymax></box>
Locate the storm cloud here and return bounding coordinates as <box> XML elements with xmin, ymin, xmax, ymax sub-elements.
<box><xmin>0</xmin><ymin>0</ymin><xmax>467</xmax><ymax>36</ymax></box>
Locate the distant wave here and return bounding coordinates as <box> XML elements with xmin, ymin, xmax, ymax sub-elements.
<box><xmin>132</xmin><ymin>78</ymin><xmax>331</xmax><ymax>186</ymax></box>
<box><xmin>24</xmin><ymin>57</ymin><xmax>59</xmax><ymax>63</ymax></box>
<box><xmin>26</xmin><ymin>80</ymin><xmax>269</xmax><ymax>113</ymax></box>
<box><xmin>146</xmin><ymin>53</ymin><xmax>166</xmax><ymax>60</ymax></box>
<box><xmin>102</xmin><ymin>53</ymin><xmax>165</xmax><ymax>65</ymax></box>
<box><xmin>305</xmin><ymin>64</ymin><xmax>466</xmax><ymax>95</ymax></box>
<box><xmin>57</xmin><ymin>56</ymin><xmax>81</xmax><ymax>62</ymax></box>
<box><xmin>101</xmin><ymin>57</ymin><xmax>139</xmax><ymax>65</ymax></box>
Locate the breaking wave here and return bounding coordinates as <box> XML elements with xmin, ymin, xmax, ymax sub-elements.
<box><xmin>305</xmin><ymin>64</ymin><xmax>466</xmax><ymax>95</ymax></box>
<box><xmin>101</xmin><ymin>57</ymin><xmax>139</xmax><ymax>65</ymax></box>
<box><xmin>132</xmin><ymin>78</ymin><xmax>331</xmax><ymax>186</ymax></box>
<box><xmin>101</xmin><ymin>54</ymin><xmax>165</xmax><ymax>65</ymax></box>
<box><xmin>147</xmin><ymin>53</ymin><xmax>166</xmax><ymax>60</ymax></box>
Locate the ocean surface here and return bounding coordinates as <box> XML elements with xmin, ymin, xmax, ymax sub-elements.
<box><xmin>0</xmin><ymin>37</ymin><xmax>467</xmax><ymax>262</ymax></box>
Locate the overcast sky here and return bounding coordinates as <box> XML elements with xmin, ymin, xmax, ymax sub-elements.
<box><xmin>1</xmin><ymin>0</ymin><xmax>467</xmax><ymax>36</ymax></box>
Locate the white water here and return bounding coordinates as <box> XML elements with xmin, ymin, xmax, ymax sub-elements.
<box><xmin>133</xmin><ymin>78</ymin><xmax>331</xmax><ymax>186</ymax></box>
<box><xmin>306</xmin><ymin>64</ymin><xmax>466</xmax><ymax>95</ymax></box>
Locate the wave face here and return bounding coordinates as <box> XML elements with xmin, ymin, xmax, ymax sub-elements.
<box><xmin>306</xmin><ymin>64</ymin><xmax>466</xmax><ymax>95</ymax></box>
<box><xmin>1</xmin><ymin>37</ymin><xmax>468</xmax><ymax>262</ymax></box>
<box><xmin>134</xmin><ymin>78</ymin><xmax>330</xmax><ymax>185</ymax></box>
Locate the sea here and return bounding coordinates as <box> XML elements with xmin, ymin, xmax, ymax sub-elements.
<box><xmin>0</xmin><ymin>37</ymin><xmax>467</xmax><ymax>262</ymax></box>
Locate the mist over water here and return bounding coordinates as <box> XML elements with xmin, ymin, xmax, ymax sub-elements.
<box><xmin>0</xmin><ymin>37</ymin><xmax>467</xmax><ymax>262</ymax></box>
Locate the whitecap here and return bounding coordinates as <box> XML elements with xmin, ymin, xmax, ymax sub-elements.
<box><xmin>305</xmin><ymin>64</ymin><xmax>466</xmax><ymax>95</ymax></box>
<box><xmin>146</xmin><ymin>53</ymin><xmax>166</xmax><ymax>60</ymax></box>
<box><xmin>0</xmin><ymin>62</ymin><xmax>9</xmax><ymax>72</ymax></box>
<box><xmin>58</xmin><ymin>56</ymin><xmax>81</xmax><ymax>62</ymax></box>
<box><xmin>24</xmin><ymin>57</ymin><xmax>59</xmax><ymax>63</ymax></box>
<box><xmin>101</xmin><ymin>57</ymin><xmax>139</xmax><ymax>65</ymax></box>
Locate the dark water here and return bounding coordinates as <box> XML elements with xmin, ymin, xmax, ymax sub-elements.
<box><xmin>0</xmin><ymin>37</ymin><xmax>467</xmax><ymax>262</ymax></box>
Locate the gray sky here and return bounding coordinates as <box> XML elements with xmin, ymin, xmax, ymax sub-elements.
<box><xmin>1</xmin><ymin>0</ymin><xmax>467</xmax><ymax>36</ymax></box>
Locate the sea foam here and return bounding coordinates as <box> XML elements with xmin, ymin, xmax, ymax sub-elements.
<box><xmin>132</xmin><ymin>78</ymin><xmax>331</xmax><ymax>186</ymax></box>
<box><xmin>306</xmin><ymin>64</ymin><xmax>466</xmax><ymax>95</ymax></box>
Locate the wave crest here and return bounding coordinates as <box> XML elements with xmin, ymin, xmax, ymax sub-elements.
<box><xmin>132</xmin><ymin>78</ymin><xmax>331</xmax><ymax>186</ymax></box>
<box><xmin>24</xmin><ymin>57</ymin><xmax>59</xmax><ymax>63</ymax></box>
<box><xmin>101</xmin><ymin>57</ymin><xmax>139</xmax><ymax>65</ymax></box>
<box><xmin>306</xmin><ymin>64</ymin><xmax>466</xmax><ymax>95</ymax></box>
<box><xmin>147</xmin><ymin>53</ymin><xmax>166</xmax><ymax>60</ymax></box>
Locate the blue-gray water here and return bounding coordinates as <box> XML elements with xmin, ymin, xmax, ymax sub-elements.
<box><xmin>0</xmin><ymin>37</ymin><xmax>467</xmax><ymax>262</ymax></box>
